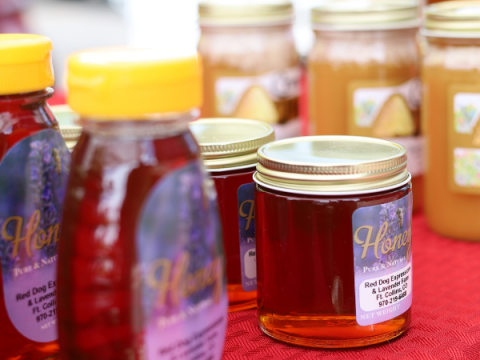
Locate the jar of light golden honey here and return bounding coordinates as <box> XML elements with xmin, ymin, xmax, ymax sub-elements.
<box><xmin>190</xmin><ymin>118</ymin><xmax>275</xmax><ymax>312</ymax></box>
<box><xmin>422</xmin><ymin>1</ymin><xmax>480</xmax><ymax>240</ymax></box>
<box><xmin>198</xmin><ymin>1</ymin><xmax>300</xmax><ymax>140</ymax></box>
<box><xmin>254</xmin><ymin>136</ymin><xmax>413</xmax><ymax>348</ymax></box>
<box><xmin>308</xmin><ymin>0</ymin><xmax>423</xmax><ymax>211</ymax></box>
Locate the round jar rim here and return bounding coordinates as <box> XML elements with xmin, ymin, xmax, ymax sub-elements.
<box><xmin>311</xmin><ymin>0</ymin><xmax>419</xmax><ymax>32</ymax></box>
<box><xmin>189</xmin><ymin>118</ymin><xmax>275</xmax><ymax>171</ymax></box>
<box><xmin>422</xmin><ymin>1</ymin><xmax>480</xmax><ymax>38</ymax></box>
<box><xmin>254</xmin><ymin>172</ymin><xmax>412</xmax><ymax>195</ymax></box>
<box><xmin>254</xmin><ymin>135</ymin><xmax>409</xmax><ymax>194</ymax></box>
<box><xmin>198</xmin><ymin>0</ymin><xmax>293</xmax><ymax>27</ymax></box>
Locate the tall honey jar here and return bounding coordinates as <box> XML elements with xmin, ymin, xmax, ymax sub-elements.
<box><xmin>422</xmin><ymin>1</ymin><xmax>480</xmax><ymax>240</ymax></box>
<box><xmin>308</xmin><ymin>0</ymin><xmax>423</xmax><ymax>211</ymax></box>
<box><xmin>58</xmin><ymin>49</ymin><xmax>227</xmax><ymax>359</ymax></box>
<box><xmin>254</xmin><ymin>136</ymin><xmax>413</xmax><ymax>348</ymax></box>
<box><xmin>198</xmin><ymin>0</ymin><xmax>300</xmax><ymax>140</ymax></box>
<box><xmin>190</xmin><ymin>118</ymin><xmax>275</xmax><ymax>312</ymax></box>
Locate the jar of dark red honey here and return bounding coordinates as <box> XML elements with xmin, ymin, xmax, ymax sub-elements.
<box><xmin>190</xmin><ymin>118</ymin><xmax>274</xmax><ymax>312</ymax></box>
<box><xmin>254</xmin><ymin>136</ymin><xmax>413</xmax><ymax>348</ymax></box>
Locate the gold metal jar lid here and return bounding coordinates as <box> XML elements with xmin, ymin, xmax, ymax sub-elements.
<box><xmin>50</xmin><ymin>105</ymin><xmax>82</xmax><ymax>151</ymax></box>
<box><xmin>254</xmin><ymin>136</ymin><xmax>410</xmax><ymax>195</ymax></box>
<box><xmin>198</xmin><ymin>0</ymin><xmax>294</xmax><ymax>27</ymax></box>
<box><xmin>311</xmin><ymin>0</ymin><xmax>419</xmax><ymax>31</ymax></box>
<box><xmin>189</xmin><ymin>118</ymin><xmax>275</xmax><ymax>171</ymax></box>
<box><xmin>422</xmin><ymin>1</ymin><xmax>480</xmax><ymax>38</ymax></box>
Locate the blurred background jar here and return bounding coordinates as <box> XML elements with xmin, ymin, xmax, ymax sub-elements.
<box><xmin>198</xmin><ymin>0</ymin><xmax>300</xmax><ymax>140</ymax></box>
<box><xmin>308</xmin><ymin>0</ymin><xmax>423</xmax><ymax>211</ymax></box>
<box><xmin>421</xmin><ymin>1</ymin><xmax>480</xmax><ymax>240</ymax></box>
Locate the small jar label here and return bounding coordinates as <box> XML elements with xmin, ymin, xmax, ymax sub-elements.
<box><xmin>348</xmin><ymin>78</ymin><xmax>423</xmax><ymax>177</ymax></box>
<box><xmin>0</xmin><ymin>130</ymin><xmax>70</xmax><ymax>342</ymax></box>
<box><xmin>237</xmin><ymin>182</ymin><xmax>256</xmax><ymax>292</ymax></box>
<box><xmin>447</xmin><ymin>88</ymin><xmax>480</xmax><ymax>193</ymax></box>
<box><xmin>136</xmin><ymin>162</ymin><xmax>227</xmax><ymax>359</ymax></box>
<box><xmin>214</xmin><ymin>68</ymin><xmax>301</xmax><ymax>140</ymax></box>
<box><xmin>352</xmin><ymin>192</ymin><xmax>413</xmax><ymax>326</ymax></box>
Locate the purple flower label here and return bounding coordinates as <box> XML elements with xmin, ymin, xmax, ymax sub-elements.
<box><xmin>352</xmin><ymin>192</ymin><xmax>413</xmax><ymax>326</ymax></box>
<box><xmin>0</xmin><ymin>130</ymin><xmax>70</xmax><ymax>342</ymax></box>
<box><xmin>136</xmin><ymin>161</ymin><xmax>227</xmax><ymax>359</ymax></box>
<box><xmin>238</xmin><ymin>182</ymin><xmax>256</xmax><ymax>292</ymax></box>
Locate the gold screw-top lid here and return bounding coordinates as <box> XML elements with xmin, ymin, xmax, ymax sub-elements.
<box><xmin>423</xmin><ymin>1</ymin><xmax>480</xmax><ymax>38</ymax></box>
<box><xmin>311</xmin><ymin>0</ymin><xmax>419</xmax><ymax>31</ymax></box>
<box><xmin>189</xmin><ymin>118</ymin><xmax>275</xmax><ymax>171</ymax></box>
<box><xmin>199</xmin><ymin>0</ymin><xmax>293</xmax><ymax>26</ymax></box>
<box><xmin>254</xmin><ymin>136</ymin><xmax>410</xmax><ymax>194</ymax></box>
<box><xmin>50</xmin><ymin>105</ymin><xmax>82</xmax><ymax>151</ymax></box>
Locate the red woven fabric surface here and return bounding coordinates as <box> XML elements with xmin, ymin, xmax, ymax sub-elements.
<box><xmin>223</xmin><ymin>213</ymin><xmax>480</xmax><ymax>360</ymax></box>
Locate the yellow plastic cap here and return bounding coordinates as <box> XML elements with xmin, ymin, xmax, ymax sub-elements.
<box><xmin>67</xmin><ymin>48</ymin><xmax>203</xmax><ymax>119</ymax></box>
<box><xmin>0</xmin><ymin>34</ymin><xmax>54</xmax><ymax>95</ymax></box>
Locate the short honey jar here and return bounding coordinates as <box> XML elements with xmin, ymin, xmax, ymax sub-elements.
<box><xmin>254</xmin><ymin>136</ymin><xmax>413</xmax><ymax>348</ymax></box>
<box><xmin>190</xmin><ymin>118</ymin><xmax>275</xmax><ymax>311</ymax></box>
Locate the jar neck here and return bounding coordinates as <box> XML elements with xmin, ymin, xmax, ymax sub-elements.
<box><xmin>424</xmin><ymin>35</ymin><xmax>480</xmax><ymax>47</ymax></box>
<box><xmin>200</xmin><ymin>23</ymin><xmax>292</xmax><ymax>34</ymax></box>
<box><xmin>80</xmin><ymin>109</ymin><xmax>198</xmax><ymax>138</ymax></box>
<box><xmin>0</xmin><ymin>88</ymin><xmax>53</xmax><ymax>107</ymax></box>
<box><xmin>314</xmin><ymin>27</ymin><xmax>417</xmax><ymax>41</ymax></box>
<box><xmin>208</xmin><ymin>163</ymin><xmax>257</xmax><ymax>175</ymax></box>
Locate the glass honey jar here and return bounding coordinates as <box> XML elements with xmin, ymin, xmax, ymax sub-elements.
<box><xmin>422</xmin><ymin>1</ymin><xmax>480</xmax><ymax>240</ymax></box>
<box><xmin>198</xmin><ymin>0</ymin><xmax>300</xmax><ymax>140</ymax></box>
<box><xmin>190</xmin><ymin>118</ymin><xmax>275</xmax><ymax>312</ymax></box>
<box><xmin>308</xmin><ymin>0</ymin><xmax>423</xmax><ymax>211</ymax></box>
<box><xmin>254</xmin><ymin>136</ymin><xmax>413</xmax><ymax>348</ymax></box>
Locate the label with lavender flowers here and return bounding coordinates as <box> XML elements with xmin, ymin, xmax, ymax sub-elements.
<box><xmin>352</xmin><ymin>192</ymin><xmax>413</xmax><ymax>326</ymax></box>
<box><xmin>238</xmin><ymin>182</ymin><xmax>256</xmax><ymax>292</ymax></box>
<box><xmin>0</xmin><ymin>130</ymin><xmax>70</xmax><ymax>342</ymax></box>
<box><xmin>136</xmin><ymin>161</ymin><xmax>227</xmax><ymax>360</ymax></box>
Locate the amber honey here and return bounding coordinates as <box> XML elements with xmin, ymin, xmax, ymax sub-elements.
<box><xmin>422</xmin><ymin>1</ymin><xmax>480</xmax><ymax>240</ymax></box>
<box><xmin>190</xmin><ymin>118</ymin><xmax>275</xmax><ymax>312</ymax></box>
<box><xmin>198</xmin><ymin>1</ymin><xmax>300</xmax><ymax>140</ymax></box>
<box><xmin>308</xmin><ymin>1</ymin><xmax>423</xmax><ymax>211</ymax></box>
<box><xmin>210</xmin><ymin>168</ymin><xmax>256</xmax><ymax>311</ymax></box>
<box><xmin>254</xmin><ymin>136</ymin><xmax>413</xmax><ymax>348</ymax></box>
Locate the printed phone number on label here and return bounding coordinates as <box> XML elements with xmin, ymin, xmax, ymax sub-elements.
<box><xmin>359</xmin><ymin>264</ymin><xmax>412</xmax><ymax>312</ymax></box>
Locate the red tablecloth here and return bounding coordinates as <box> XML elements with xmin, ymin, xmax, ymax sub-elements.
<box><xmin>223</xmin><ymin>214</ymin><xmax>480</xmax><ymax>360</ymax></box>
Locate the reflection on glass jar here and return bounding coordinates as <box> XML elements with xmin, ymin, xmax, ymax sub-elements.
<box><xmin>421</xmin><ymin>1</ymin><xmax>480</xmax><ymax>240</ymax></box>
<box><xmin>198</xmin><ymin>1</ymin><xmax>300</xmax><ymax>140</ymax></box>
<box><xmin>254</xmin><ymin>136</ymin><xmax>413</xmax><ymax>348</ymax></box>
<box><xmin>308</xmin><ymin>0</ymin><xmax>423</xmax><ymax>211</ymax></box>
<box><xmin>190</xmin><ymin>118</ymin><xmax>275</xmax><ymax>312</ymax></box>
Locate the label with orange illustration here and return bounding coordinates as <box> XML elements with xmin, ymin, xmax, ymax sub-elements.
<box><xmin>448</xmin><ymin>86</ymin><xmax>480</xmax><ymax>194</ymax></box>
<box><xmin>214</xmin><ymin>67</ymin><xmax>300</xmax><ymax>140</ymax></box>
<box><xmin>347</xmin><ymin>78</ymin><xmax>423</xmax><ymax>177</ymax></box>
